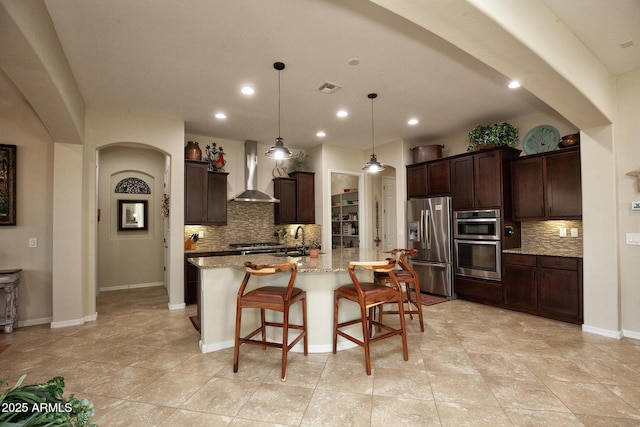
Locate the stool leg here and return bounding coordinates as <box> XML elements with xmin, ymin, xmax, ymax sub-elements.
<box><xmin>332</xmin><ymin>293</ymin><xmax>339</xmax><ymax>354</ymax></box>
<box><xmin>233</xmin><ymin>305</ymin><xmax>242</xmax><ymax>373</ymax></box>
<box><xmin>260</xmin><ymin>308</ymin><xmax>267</xmax><ymax>348</ymax></box>
<box><xmin>302</xmin><ymin>296</ymin><xmax>308</xmax><ymax>355</ymax></box>
<box><xmin>281</xmin><ymin>305</ymin><xmax>289</xmax><ymax>381</ymax></box>
<box><xmin>361</xmin><ymin>303</ymin><xmax>372</xmax><ymax>375</ymax></box>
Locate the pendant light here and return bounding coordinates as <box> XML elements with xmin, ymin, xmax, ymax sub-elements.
<box><xmin>362</xmin><ymin>92</ymin><xmax>385</xmax><ymax>173</ymax></box>
<box><xmin>265</xmin><ymin>62</ymin><xmax>294</xmax><ymax>160</ymax></box>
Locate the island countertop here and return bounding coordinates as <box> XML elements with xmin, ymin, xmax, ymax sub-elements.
<box><xmin>188</xmin><ymin>247</ymin><xmax>391</xmax><ymax>273</ymax></box>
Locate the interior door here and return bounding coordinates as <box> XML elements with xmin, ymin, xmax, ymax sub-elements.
<box><xmin>382</xmin><ymin>176</ymin><xmax>396</xmax><ymax>251</ymax></box>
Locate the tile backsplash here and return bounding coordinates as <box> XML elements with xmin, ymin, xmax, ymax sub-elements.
<box><xmin>184</xmin><ymin>201</ymin><xmax>320</xmax><ymax>250</ymax></box>
<box><xmin>521</xmin><ymin>220</ymin><xmax>583</xmax><ymax>253</ymax></box>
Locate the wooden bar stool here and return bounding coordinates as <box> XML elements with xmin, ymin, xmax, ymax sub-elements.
<box><xmin>374</xmin><ymin>249</ymin><xmax>424</xmax><ymax>332</ymax></box>
<box><xmin>333</xmin><ymin>259</ymin><xmax>408</xmax><ymax>375</ymax></box>
<box><xmin>233</xmin><ymin>261</ymin><xmax>307</xmax><ymax>381</ymax></box>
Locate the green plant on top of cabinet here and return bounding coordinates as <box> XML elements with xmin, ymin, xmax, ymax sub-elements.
<box><xmin>274</xmin><ymin>171</ymin><xmax>315</xmax><ymax>224</ymax></box>
<box><xmin>185</xmin><ymin>160</ymin><xmax>228</xmax><ymax>225</ymax></box>
<box><xmin>511</xmin><ymin>146</ymin><xmax>581</xmax><ymax>220</ymax></box>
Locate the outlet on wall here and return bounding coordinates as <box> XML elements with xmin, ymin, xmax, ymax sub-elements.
<box><xmin>570</xmin><ymin>228</ymin><xmax>579</xmax><ymax>237</ymax></box>
<box><xmin>559</xmin><ymin>227</ymin><xmax>567</xmax><ymax>237</ymax></box>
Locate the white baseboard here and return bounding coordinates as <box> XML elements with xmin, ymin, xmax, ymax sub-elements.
<box><xmin>169</xmin><ymin>302</ymin><xmax>186</xmax><ymax>310</ymax></box>
<box><xmin>99</xmin><ymin>282</ymin><xmax>164</xmax><ymax>292</ymax></box>
<box><xmin>18</xmin><ymin>317</ymin><xmax>52</xmax><ymax>328</ymax></box>
<box><xmin>582</xmin><ymin>323</ymin><xmax>622</xmax><ymax>339</ymax></box>
<box><xmin>622</xmin><ymin>329</ymin><xmax>640</xmax><ymax>340</ymax></box>
<box><xmin>50</xmin><ymin>318</ymin><xmax>85</xmax><ymax>329</ymax></box>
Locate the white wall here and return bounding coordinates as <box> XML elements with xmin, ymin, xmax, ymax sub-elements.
<box><xmin>0</xmin><ymin>94</ymin><xmax>54</xmax><ymax>326</ymax></box>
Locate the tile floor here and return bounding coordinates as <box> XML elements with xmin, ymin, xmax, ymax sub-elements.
<box><xmin>2</xmin><ymin>286</ymin><xmax>640</xmax><ymax>426</ymax></box>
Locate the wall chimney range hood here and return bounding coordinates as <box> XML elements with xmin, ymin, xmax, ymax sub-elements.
<box><xmin>232</xmin><ymin>140</ymin><xmax>280</xmax><ymax>203</ymax></box>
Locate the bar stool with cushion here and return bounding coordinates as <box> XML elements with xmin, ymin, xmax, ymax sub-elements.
<box><xmin>233</xmin><ymin>261</ymin><xmax>308</xmax><ymax>381</ymax></box>
<box><xmin>333</xmin><ymin>259</ymin><xmax>408</xmax><ymax>375</ymax></box>
<box><xmin>374</xmin><ymin>248</ymin><xmax>424</xmax><ymax>332</ymax></box>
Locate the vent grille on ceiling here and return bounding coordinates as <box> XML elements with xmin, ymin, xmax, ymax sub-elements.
<box><xmin>318</xmin><ymin>81</ymin><xmax>342</xmax><ymax>94</ymax></box>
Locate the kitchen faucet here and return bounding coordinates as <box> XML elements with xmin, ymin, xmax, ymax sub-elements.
<box><xmin>294</xmin><ymin>226</ymin><xmax>305</xmax><ymax>253</ymax></box>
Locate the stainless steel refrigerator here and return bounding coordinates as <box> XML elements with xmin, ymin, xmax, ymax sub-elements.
<box><xmin>407</xmin><ymin>196</ymin><xmax>454</xmax><ymax>297</ymax></box>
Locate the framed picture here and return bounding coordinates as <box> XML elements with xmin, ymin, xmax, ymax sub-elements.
<box><xmin>0</xmin><ymin>144</ymin><xmax>17</xmax><ymax>226</ymax></box>
<box><xmin>118</xmin><ymin>199</ymin><xmax>148</xmax><ymax>231</ymax></box>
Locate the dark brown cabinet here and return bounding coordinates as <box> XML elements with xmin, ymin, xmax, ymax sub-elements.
<box><xmin>406</xmin><ymin>159</ymin><xmax>450</xmax><ymax>198</ymax></box>
<box><xmin>451</xmin><ymin>147</ymin><xmax>520</xmax><ymax>210</ymax></box>
<box><xmin>185</xmin><ymin>161</ymin><xmax>228</xmax><ymax>225</ymax></box>
<box><xmin>274</xmin><ymin>171</ymin><xmax>315</xmax><ymax>224</ymax></box>
<box><xmin>503</xmin><ymin>253</ymin><xmax>582</xmax><ymax>324</ymax></box>
<box><xmin>511</xmin><ymin>147</ymin><xmax>581</xmax><ymax>220</ymax></box>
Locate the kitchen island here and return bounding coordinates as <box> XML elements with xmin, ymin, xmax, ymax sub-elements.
<box><xmin>189</xmin><ymin>248</ymin><xmax>389</xmax><ymax>354</ymax></box>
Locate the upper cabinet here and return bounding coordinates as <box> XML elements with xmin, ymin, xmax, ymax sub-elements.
<box><xmin>450</xmin><ymin>147</ymin><xmax>520</xmax><ymax>210</ymax></box>
<box><xmin>185</xmin><ymin>160</ymin><xmax>228</xmax><ymax>225</ymax></box>
<box><xmin>406</xmin><ymin>159</ymin><xmax>450</xmax><ymax>199</ymax></box>
<box><xmin>274</xmin><ymin>171</ymin><xmax>315</xmax><ymax>224</ymax></box>
<box><xmin>511</xmin><ymin>147</ymin><xmax>581</xmax><ymax>221</ymax></box>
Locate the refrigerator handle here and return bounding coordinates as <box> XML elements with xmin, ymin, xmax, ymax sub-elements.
<box><xmin>424</xmin><ymin>208</ymin><xmax>431</xmax><ymax>249</ymax></box>
<box><xmin>419</xmin><ymin>210</ymin><xmax>426</xmax><ymax>250</ymax></box>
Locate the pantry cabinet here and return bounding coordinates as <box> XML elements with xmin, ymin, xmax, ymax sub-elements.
<box><xmin>511</xmin><ymin>147</ymin><xmax>581</xmax><ymax>220</ymax></box>
<box><xmin>185</xmin><ymin>160</ymin><xmax>228</xmax><ymax>225</ymax></box>
<box><xmin>503</xmin><ymin>253</ymin><xmax>582</xmax><ymax>324</ymax></box>
<box><xmin>274</xmin><ymin>171</ymin><xmax>315</xmax><ymax>224</ymax></box>
<box><xmin>450</xmin><ymin>147</ymin><xmax>520</xmax><ymax>210</ymax></box>
<box><xmin>406</xmin><ymin>159</ymin><xmax>450</xmax><ymax>198</ymax></box>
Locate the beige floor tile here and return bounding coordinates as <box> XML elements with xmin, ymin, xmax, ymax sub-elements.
<box><xmin>370</xmin><ymin>395</ymin><xmax>440</xmax><ymax>426</ymax></box>
<box><xmin>483</xmin><ymin>375</ymin><xmax>570</xmax><ymax>412</ymax></box>
<box><xmin>372</xmin><ymin>367</ymin><xmax>433</xmax><ymax>400</ymax></box>
<box><xmin>428</xmin><ymin>372</ymin><xmax>501</xmax><ymax>407</ymax></box>
<box><xmin>607</xmin><ymin>383</ymin><xmax>640</xmax><ymax>410</ymax></box>
<box><xmin>91</xmin><ymin>399</ymin><xmax>176</xmax><ymax>426</ymax></box>
<box><xmin>159</xmin><ymin>408</ymin><xmax>233</xmax><ymax>426</ymax></box>
<box><xmin>131</xmin><ymin>370</ymin><xmax>211</xmax><ymax>407</ymax></box>
<box><xmin>465</xmin><ymin>350</ymin><xmax>536</xmax><ymax>380</ymax></box>
<box><xmin>236</xmin><ymin>382</ymin><xmax>313</xmax><ymax>424</ymax></box>
<box><xmin>181</xmin><ymin>377</ymin><xmax>260</xmax><ymax>417</ymax></box>
<box><xmin>301</xmin><ymin>388</ymin><xmax>372</xmax><ymax>426</ymax></box>
<box><xmin>316</xmin><ymin>361</ymin><xmax>374</xmax><ymax>394</ymax></box>
<box><xmin>435</xmin><ymin>402</ymin><xmax>512</xmax><ymax>426</ymax></box>
<box><xmin>504</xmin><ymin>408</ymin><xmax>584</xmax><ymax>425</ymax></box>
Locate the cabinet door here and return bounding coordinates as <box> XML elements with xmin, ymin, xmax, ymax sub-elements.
<box><xmin>273</xmin><ymin>178</ymin><xmax>297</xmax><ymax>224</ymax></box>
<box><xmin>451</xmin><ymin>157</ymin><xmax>474</xmax><ymax>210</ymax></box>
<box><xmin>503</xmin><ymin>255</ymin><xmax>537</xmax><ymax>309</ymax></box>
<box><xmin>474</xmin><ymin>150</ymin><xmax>502</xmax><ymax>208</ymax></box>
<box><xmin>294</xmin><ymin>172</ymin><xmax>315</xmax><ymax>223</ymax></box>
<box><xmin>512</xmin><ymin>157</ymin><xmax>545</xmax><ymax>220</ymax></box>
<box><xmin>185</xmin><ymin>161</ymin><xmax>208</xmax><ymax>224</ymax></box>
<box><xmin>538</xmin><ymin>266</ymin><xmax>580</xmax><ymax>318</ymax></box>
<box><xmin>427</xmin><ymin>160</ymin><xmax>451</xmax><ymax>195</ymax></box>
<box><xmin>407</xmin><ymin>164</ymin><xmax>428</xmax><ymax>198</ymax></box>
<box><xmin>545</xmin><ymin>150</ymin><xmax>582</xmax><ymax>218</ymax></box>
<box><xmin>207</xmin><ymin>172</ymin><xmax>228</xmax><ymax>225</ymax></box>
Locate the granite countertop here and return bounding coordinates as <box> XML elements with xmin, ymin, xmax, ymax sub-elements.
<box><xmin>188</xmin><ymin>248</ymin><xmax>391</xmax><ymax>273</ymax></box>
<box><xmin>503</xmin><ymin>247</ymin><xmax>583</xmax><ymax>258</ymax></box>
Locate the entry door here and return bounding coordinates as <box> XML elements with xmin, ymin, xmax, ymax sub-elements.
<box><xmin>382</xmin><ymin>176</ymin><xmax>396</xmax><ymax>251</ymax></box>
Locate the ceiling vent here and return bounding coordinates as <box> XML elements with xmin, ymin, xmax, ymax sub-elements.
<box><xmin>318</xmin><ymin>81</ymin><xmax>342</xmax><ymax>94</ymax></box>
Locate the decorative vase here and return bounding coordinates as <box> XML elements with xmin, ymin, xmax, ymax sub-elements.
<box><xmin>309</xmin><ymin>248</ymin><xmax>320</xmax><ymax>258</ymax></box>
<box><xmin>185</xmin><ymin>141</ymin><xmax>202</xmax><ymax>160</ymax></box>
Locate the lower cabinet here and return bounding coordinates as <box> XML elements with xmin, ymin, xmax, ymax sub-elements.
<box><xmin>454</xmin><ymin>275</ymin><xmax>503</xmax><ymax>305</ymax></box>
<box><xmin>503</xmin><ymin>253</ymin><xmax>582</xmax><ymax>324</ymax></box>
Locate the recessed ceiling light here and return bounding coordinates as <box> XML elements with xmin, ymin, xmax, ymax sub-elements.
<box><xmin>316</xmin><ymin>131</ymin><xmax>326</xmax><ymax>137</ymax></box>
<box><xmin>241</xmin><ymin>86</ymin><xmax>254</xmax><ymax>95</ymax></box>
<box><xmin>508</xmin><ymin>80</ymin><xmax>521</xmax><ymax>89</ymax></box>
<box><xmin>408</xmin><ymin>118</ymin><xmax>419</xmax><ymax>125</ymax></box>
<box><xmin>336</xmin><ymin>110</ymin><xmax>348</xmax><ymax>118</ymax></box>
<box><xmin>348</xmin><ymin>58</ymin><xmax>360</xmax><ymax>66</ymax></box>
<box><xmin>215</xmin><ymin>112</ymin><xmax>227</xmax><ymax>119</ymax></box>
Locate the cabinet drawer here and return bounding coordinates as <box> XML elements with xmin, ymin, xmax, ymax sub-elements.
<box><xmin>504</xmin><ymin>253</ymin><xmax>536</xmax><ymax>267</ymax></box>
<box><xmin>539</xmin><ymin>256</ymin><xmax>577</xmax><ymax>270</ymax></box>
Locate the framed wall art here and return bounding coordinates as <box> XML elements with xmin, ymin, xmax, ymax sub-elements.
<box><xmin>118</xmin><ymin>199</ymin><xmax>148</xmax><ymax>231</ymax></box>
<box><xmin>0</xmin><ymin>144</ymin><xmax>17</xmax><ymax>226</ymax></box>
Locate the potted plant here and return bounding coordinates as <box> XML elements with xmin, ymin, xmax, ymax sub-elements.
<box><xmin>467</xmin><ymin>122</ymin><xmax>518</xmax><ymax>151</ymax></box>
<box><xmin>0</xmin><ymin>374</ymin><xmax>96</xmax><ymax>426</ymax></box>
<box><xmin>308</xmin><ymin>241</ymin><xmax>321</xmax><ymax>258</ymax></box>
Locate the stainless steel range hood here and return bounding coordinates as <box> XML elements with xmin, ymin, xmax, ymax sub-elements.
<box><xmin>232</xmin><ymin>140</ymin><xmax>280</xmax><ymax>203</ymax></box>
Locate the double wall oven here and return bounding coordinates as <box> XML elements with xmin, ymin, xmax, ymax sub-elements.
<box><xmin>454</xmin><ymin>209</ymin><xmax>502</xmax><ymax>280</ymax></box>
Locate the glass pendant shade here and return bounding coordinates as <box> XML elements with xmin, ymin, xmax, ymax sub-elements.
<box><xmin>362</xmin><ymin>92</ymin><xmax>385</xmax><ymax>173</ymax></box>
<box><xmin>265</xmin><ymin>62</ymin><xmax>293</xmax><ymax>160</ymax></box>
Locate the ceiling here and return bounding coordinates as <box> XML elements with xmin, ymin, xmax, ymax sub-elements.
<box><xmin>7</xmin><ymin>1</ymin><xmax>640</xmax><ymax>151</ymax></box>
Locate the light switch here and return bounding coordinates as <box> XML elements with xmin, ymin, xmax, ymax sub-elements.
<box><xmin>626</xmin><ymin>233</ymin><xmax>640</xmax><ymax>245</ymax></box>
<box><xmin>29</xmin><ymin>238</ymin><xmax>38</xmax><ymax>248</ymax></box>
<box><xmin>570</xmin><ymin>228</ymin><xmax>579</xmax><ymax>237</ymax></box>
<box><xmin>198</xmin><ymin>230</ymin><xmax>204</xmax><ymax>238</ymax></box>
<box><xmin>559</xmin><ymin>228</ymin><xmax>567</xmax><ymax>237</ymax></box>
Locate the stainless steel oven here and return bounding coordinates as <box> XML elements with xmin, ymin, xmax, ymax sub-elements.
<box><xmin>454</xmin><ymin>239</ymin><xmax>502</xmax><ymax>280</ymax></box>
<box><xmin>454</xmin><ymin>209</ymin><xmax>502</xmax><ymax>280</ymax></box>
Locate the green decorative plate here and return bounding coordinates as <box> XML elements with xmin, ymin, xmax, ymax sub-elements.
<box><xmin>523</xmin><ymin>125</ymin><xmax>560</xmax><ymax>154</ymax></box>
